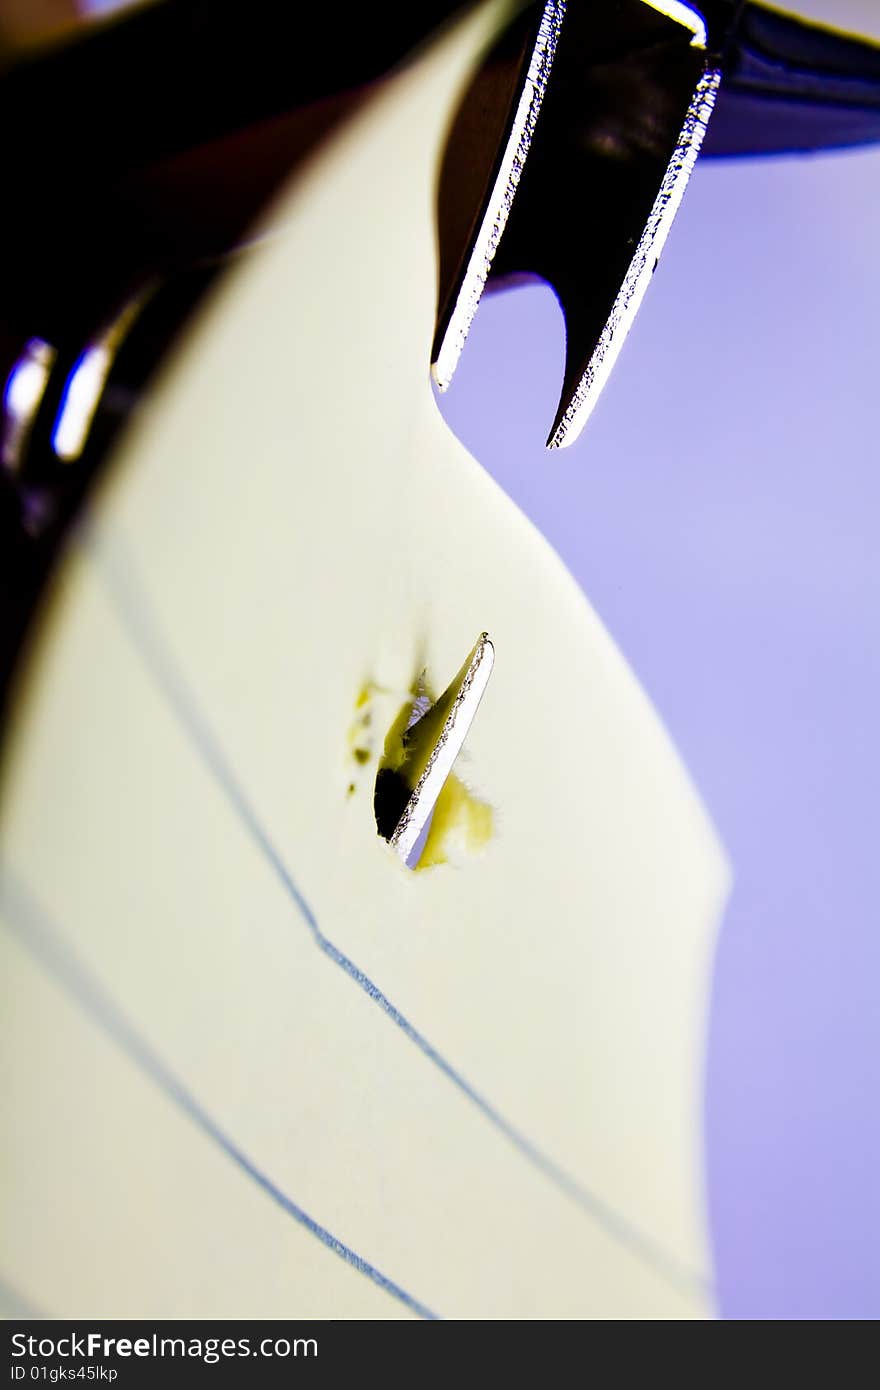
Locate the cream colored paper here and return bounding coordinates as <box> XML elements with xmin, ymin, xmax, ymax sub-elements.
<box><xmin>1</xmin><ymin>2</ymin><xmax>728</xmax><ymax>1319</ymax></box>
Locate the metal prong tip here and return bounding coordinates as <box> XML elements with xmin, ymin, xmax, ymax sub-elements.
<box><xmin>389</xmin><ymin>634</ymin><xmax>494</xmax><ymax>866</ymax></box>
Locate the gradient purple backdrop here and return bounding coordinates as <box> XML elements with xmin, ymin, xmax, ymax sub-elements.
<box><xmin>439</xmin><ymin>93</ymin><xmax>880</xmax><ymax>1316</ymax></box>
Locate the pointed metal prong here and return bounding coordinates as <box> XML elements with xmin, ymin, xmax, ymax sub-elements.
<box><xmin>432</xmin><ymin>0</ymin><xmax>736</xmax><ymax>445</ymax></box>
<box><xmin>547</xmin><ymin>65</ymin><xmax>721</xmax><ymax>448</ymax></box>
<box><xmin>484</xmin><ymin>0</ymin><xmax>727</xmax><ymax>451</ymax></box>
<box><xmin>432</xmin><ymin>0</ymin><xmax>566</xmax><ymax>393</ymax></box>
<box><xmin>387</xmin><ymin>634</ymin><xmax>494</xmax><ymax>867</ymax></box>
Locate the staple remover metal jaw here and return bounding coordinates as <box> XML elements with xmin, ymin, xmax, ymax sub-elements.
<box><xmin>433</xmin><ymin>0</ymin><xmax>880</xmax><ymax>450</ymax></box>
<box><xmin>2</xmin><ymin>0</ymin><xmax>880</xmax><ymax>720</ymax></box>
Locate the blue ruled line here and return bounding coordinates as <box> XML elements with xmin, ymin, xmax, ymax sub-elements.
<box><xmin>0</xmin><ymin>1273</ymin><xmax>45</xmax><ymax>1321</ymax></box>
<box><xmin>0</xmin><ymin>872</ymin><xmax>438</xmax><ymax>1321</ymax></box>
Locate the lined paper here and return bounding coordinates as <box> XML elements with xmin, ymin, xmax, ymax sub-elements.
<box><xmin>1</xmin><ymin>2</ymin><xmax>729</xmax><ymax>1318</ymax></box>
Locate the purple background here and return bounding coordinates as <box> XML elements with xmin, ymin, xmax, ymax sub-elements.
<box><xmin>439</xmin><ymin>81</ymin><xmax>880</xmax><ymax>1317</ymax></box>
